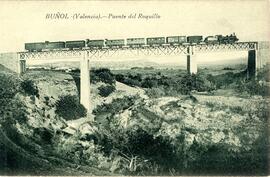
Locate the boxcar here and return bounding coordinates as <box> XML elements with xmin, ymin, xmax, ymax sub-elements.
<box><xmin>65</xmin><ymin>40</ymin><xmax>86</xmax><ymax>49</ymax></box>
<box><xmin>187</xmin><ymin>36</ymin><xmax>203</xmax><ymax>44</ymax></box>
<box><xmin>126</xmin><ymin>38</ymin><xmax>145</xmax><ymax>46</ymax></box>
<box><xmin>146</xmin><ymin>37</ymin><xmax>165</xmax><ymax>46</ymax></box>
<box><xmin>166</xmin><ymin>36</ymin><xmax>187</xmax><ymax>44</ymax></box>
<box><xmin>86</xmin><ymin>39</ymin><xmax>104</xmax><ymax>48</ymax></box>
<box><xmin>44</xmin><ymin>41</ymin><xmax>66</xmax><ymax>50</ymax></box>
<box><xmin>25</xmin><ymin>42</ymin><xmax>45</xmax><ymax>52</ymax></box>
<box><xmin>105</xmin><ymin>39</ymin><xmax>125</xmax><ymax>47</ymax></box>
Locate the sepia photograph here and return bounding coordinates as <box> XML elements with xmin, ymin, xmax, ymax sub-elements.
<box><xmin>0</xmin><ymin>0</ymin><xmax>269</xmax><ymax>176</ymax></box>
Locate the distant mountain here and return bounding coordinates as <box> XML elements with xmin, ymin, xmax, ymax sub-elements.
<box><xmin>29</xmin><ymin>59</ymin><xmax>161</xmax><ymax>70</ymax></box>
<box><xmin>28</xmin><ymin>57</ymin><xmax>248</xmax><ymax>70</ymax></box>
<box><xmin>90</xmin><ymin>59</ymin><xmax>161</xmax><ymax>69</ymax></box>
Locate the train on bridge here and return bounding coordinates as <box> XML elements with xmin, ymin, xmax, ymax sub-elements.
<box><xmin>25</xmin><ymin>33</ymin><xmax>239</xmax><ymax>52</ymax></box>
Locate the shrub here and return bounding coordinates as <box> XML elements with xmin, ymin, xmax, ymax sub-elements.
<box><xmin>91</xmin><ymin>68</ymin><xmax>115</xmax><ymax>85</ymax></box>
<box><xmin>145</xmin><ymin>87</ymin><xmax>166</xmax><ymax>98</ymax></box>
<box><xmin>180</xmin><ymin>73</ymin><xmax>215</xmax><ymax>93</ymax></box>
<box><xmin>0</xmin><ymin>74</ymin><xmax>27</xmax><ymax>124</ymax></box>
<box><xmin>115</xmin><ymin>74</ymin><xmax>142</xmax><ymax>87</ymax></box>
<box><xmin>236</xmin><ymin>79</ymin><xmax>269</xmax><ymax>96</ymax></box>
<box><xmin>208</xmin><ymin>71</ymin><xmax>246</xmax><ymax>89</ymax></box>
<box><xmin>93</xmin><ymin>95</ymin><xmax>136</xmax><ymax>117</ymax></box>
<box><xmin>33</xmin><ymin>127</ymin><xmax>54</xmax><ymax>144</ymax></box>
<box><xmin>20</xmin><ymin>79</ymin><xmax>39</xmax><ymax>97</ymax></box>
<box><xmin>96</xmin><ymin>125</ymin><xmax>177</xmax><ymax>175</ymax></box>
<box><xmin>256</xmin><ymin>64</ymin><xmax>270</xmax><ymax>82</ymax></box>
<box><xmin>115</xmin><ymin>74</ymin><xmax>125</xmax><ymax>83</ymax></box>
<box><xmin>55</xmin><ymin>95</ymin><xmax>87</xmax><ymax>120</ymax></box>
<box><xmin>0</xmin><ymin>74</ymin><xmax>19</xmax><ymax>100</ymax></box>
<box><xmin>141</xmin><ymin>77</ymin><xmax>158</xmax><ymax>88</ymax></box>
<box><xmin>98</xmin><ymin>85</ymin><xmax>116</xmax><ymax>97</ymax></box>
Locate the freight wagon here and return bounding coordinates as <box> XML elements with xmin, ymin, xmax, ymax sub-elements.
<box><xmin>187</xmin><ymin>36</ymin><xmax>203</xmax><ymax>44</ymax></box>
<box><xmin>86</xmin><ymin>39</ymin><xmax>104</xmax><ymax>48</ymax></box>
<box><xmin>126</xmin><ymin>38</ymin><xmax>145</xmax><ymax>47</ymax></box>
<box><xmin>166</xmin><ymin>36</ymin><xmax>187</xmax><ymax>45</ymax></box>
<box><xmin>146</xmin><ymin>37</ymin><xmax>165</xmax><ymax>46</ymax></box>
<box><xmin>25</xmin><ymin>42</ymin><xmax>45</xmax><ymax>52</ymax></box>
<box><xmin>65</xmin><ymin>40</ymin><xmax>86</xmax><ymax>49</ymax></box>
<box><xmin>105</xmin><ymin>39</ymin><xmax>125</xmax><ymax>47</ymax></box>
<box><xmin>44</xmin><ymin>41</ymin><xmax>66</xmax><ymax>50</ymax></box>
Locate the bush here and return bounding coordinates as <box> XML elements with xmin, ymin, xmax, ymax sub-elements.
<box><xmin>145</xmin><ymin>87</ymin><xmax>166</xmax><ymax>98</ymax></box>
<box><xmin>115</xmin><ymin>74</ymin><xmax>142</xmax><ymax>87</ymax></box>
<box><xmin>256</xmin><ymin>64</ymin><xmax>270</xmax><ymax>82</ymax></box>
<box><xmin>91</xmin><ymin>68</ymin><xmax>115</xmax><ymax>85</ymax></box>
<box><xmin>0</xmin><ymin>74</ymin><xmax>19</xmax><ymax>100</ymax></box>
<box><xmin>141</xmin><ymin>77</ymin><xmax>158</xmax><ymax>88</ymax></box>
<box><xmin>236</xmin><ymin>79</ymin><xmax>269</xmax><ymax>96</ymax></box>
<box><xmin>55</xmin><ymin>95</ymin><xmax>87</xmax><ymax>120</ymax></box>
<box><xmin>208</xmin><ymin>71</ymin><xmax>246</xmax><ymax>89</ymax></box>
<box><xmin>98</xmin><ymin>85</ymin><xmax>116</xmax><ymax>97</ymax></box>
<box><xmin>33</xmin><ymin>127</ymin><xmax>54</xmax><ymax>144</ymax></box>
<box><xmin>21</xmin><ymin>79</ymin><xmax>39</xmax><ymax>97</ymax></box>
<box><xmin>93</xmin><ymin>95</ymin><xmax>136</xmax><ymax>117</ymax></box>
<box><xmin>96</xmin><ymin>125</ymin><xmax>177</xmax><ymax>175</ymax></box>
<box><xmin>175</xmin><ymin>73</ymin><xmax>215</xmax><ymax>94</ymax></box>
<box><xmin>0</xmin><ymin>74</ymin><xmax>27</xmax><ymax>124</ymax></box>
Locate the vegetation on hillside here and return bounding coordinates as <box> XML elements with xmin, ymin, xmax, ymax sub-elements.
<box><xmin>91</xmin><ymin>68</ymin><xmax>115</xmax><ymax>85</ymax></box>
<box><xmin>114</xmin><ymin>65</ymin><xmax>270</xmax><ymax>97</ymax></box>
<box><xmin>20</xmin><ymin>79</ymin><xmax>39</xmax><ymax>97</ymax></box>
<box><xmin>55</xmin><ymin>95</ymin><xmax>87</xmax><ymax>120</ymax></box>
<box><xmin>91</xmin><ymin>94</ymin><xmax>269</xmax><ymax>175</ymax></box>
<box><xmin>0</xmin><ymin>63</ymin><xmax>269</xmax><ymax>175</ymax></box>
<box><xmin>0</xmin><ymin>67</ymin><xmax>114</xmax><ymax>175</ymax></box>
<box><xmin>98</xmin><ymin>85</ymin><xmax>116</xmax><ymax>97</ymax></box>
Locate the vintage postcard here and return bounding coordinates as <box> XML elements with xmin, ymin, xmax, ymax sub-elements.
<box><xmin>0</xmin><ymin>0</ymin><xmax>269</xmax><ymax>176</ymax></box>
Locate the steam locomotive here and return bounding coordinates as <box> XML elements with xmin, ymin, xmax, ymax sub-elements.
<box><xmin>25</xmin><ymin>33</ymin><xmax>239</xmax><ymax>52</ymax></box>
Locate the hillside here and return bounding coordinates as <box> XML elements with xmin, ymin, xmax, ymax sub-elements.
<box><xmin>0</xmin><ymin>68</ymin><xmax>116</xmax><ymax>175</ymax></box>
<box><xmin>0</xmin><ymin>65</ymin><xmax>269</xmax><ymax>175</ymax></box>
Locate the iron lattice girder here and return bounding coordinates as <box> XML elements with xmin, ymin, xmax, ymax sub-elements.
<box><xmin>19</xmin><ymin>42</ymin><xmax>258</xmax><ymax>60</ymax></box>
<box><xmin>195</xmin><ymin>42</ymin><xmax>258</xmax><ymax>53</ymax></box>
<box><xmin>85</xmin><ymin>45</ymin><xmax>189</xmax><ymax>59</ymax></box>
<box><xmin>19</xmin><ymin>50</ymin><xmax>83</xmax><ymax>60</ymax></box>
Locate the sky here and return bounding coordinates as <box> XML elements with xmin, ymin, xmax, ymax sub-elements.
<box><xmin>0</xmin><ymin>0</ymin><xmax>269</xmax><ymax>63</ymax></box>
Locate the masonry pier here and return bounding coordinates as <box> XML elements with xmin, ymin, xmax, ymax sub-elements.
<box><xmin>80</xmin><ymin>51</ymin><xmax>91</xmax><ymax>112</ymax></box>
<box><xmin>18</xmin><ymin>54</ymin><xmax>27</xmax><ymax>74</ymax></box>
<box><xmin>247</xmin><ymin>49</ymin><xmax>257</xmax><ymax>78</ymax></box>
<box><xmin>187</xmin><ymin>46</ymin><xmax>197</xmax><ymax>74</ymax></box>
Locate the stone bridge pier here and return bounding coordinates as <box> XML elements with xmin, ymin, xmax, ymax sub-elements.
<box><xmin>187</xmin><ymin>46</ymin><xmax>197</xmax><ymax>74</ymax></box>
<box><xmin>247</xmin><ymin>49</ymin><xmax>257</xmax><ymax>78</ymax></box>
<box><xmin>80</xmin><ymin>51</ymin><xmax>91</xmax><ymax>112</ymax></box>
<box><xmin>18</xmin><ymin>54</ymin><xmax>27</xmax><ymax>74</ymax></box>
<box><xmin>247</xmin><ymin>41</ymin><xmax>270</xmax><ymax>78</ymax></box>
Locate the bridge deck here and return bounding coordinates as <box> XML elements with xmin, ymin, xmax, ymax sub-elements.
<box><xmin>18</xmin><ymin>42</ymin><xmax>261</xmax><ymax>60</ymax></box>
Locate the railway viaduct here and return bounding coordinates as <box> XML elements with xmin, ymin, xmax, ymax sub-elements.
<box><xmin>16</xmin><ymin>41</ymin><xmax>269</xmax><ymax>112</ymax></box>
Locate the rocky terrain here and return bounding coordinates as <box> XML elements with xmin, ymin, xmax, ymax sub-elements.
<box><xmin>0</xmin><ymin>65</ymin><xmax>269</xmax><ymax>175</ymax></box>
